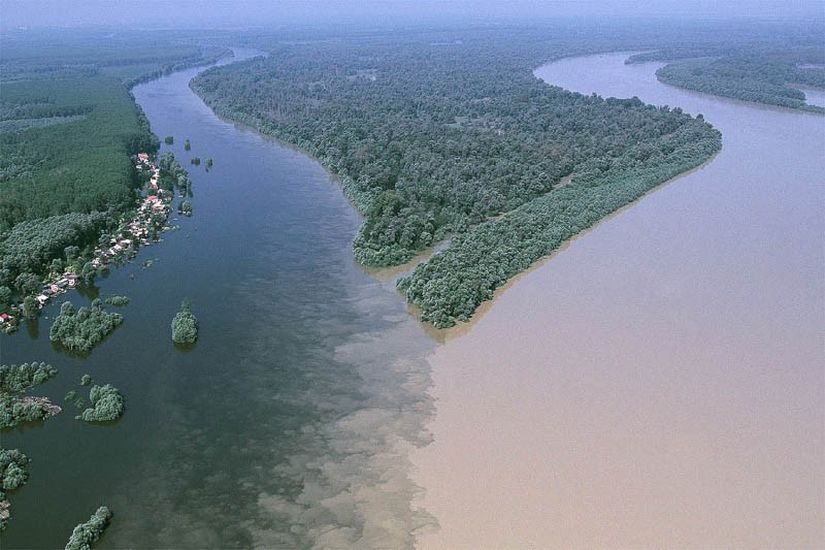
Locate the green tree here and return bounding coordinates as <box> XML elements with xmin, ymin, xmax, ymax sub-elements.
<box><xmin>22</xmin><ymin>296</ymin><xmax>37</xmax><ymax>319</ymax></box>
<box><xmin>14</xmin><ymin>273</ymin><xmax>40</xmax><ymax>296</ymax></box>
<box><xmin>0</xmin><ymin>287</ymin><xmax>12</xmax><ymax>310</ymax></box>
<box><xmin>171</xmin><ymin>300</ymin><xmax>198</xmax><ymax>344</ymax></box>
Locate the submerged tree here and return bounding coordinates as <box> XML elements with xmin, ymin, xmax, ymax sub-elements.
<box><xmin>0</xmin><ymin>362</ymin><xmax>60</xmax><ymax>430</ymax></box>
<box><xmin>0</xmin><ymin>448</ymin><xmax>30</xmax><ymax>531</ymax></box>
<box><xmin>79</xmin><ymin>384</ymin><xmax>124</xmax><ymax>422</ymax></box>
<box><xmin>171</xmin><ymin>300</ymin><xmax>198</xmax><ymax>344</ymax></box>
<box><xmin>49</xmin><ymin>299</ymin><xmax>123</xmax><ymax>353</ymax></box>
<box><xmin>65</xmin><ymin>506</ymin><xmax>112</xmax><ymax>550</ymax></box>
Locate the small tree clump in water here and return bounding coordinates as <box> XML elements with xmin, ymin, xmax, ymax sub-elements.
<box><xmin>65</xmin><ymin>506</ymin><xmax>112</xmax><ymax>550</ymax></box>
<box><xmin>171</xmin><ymin>300</ymin><xmax>198</xmax><ymax>344</ymax></box>
<box><xmin>0</xmin><ymin>448</ymin><xmax>30</xmax><ymax>531</ymax></box>
<box><xmin>79</xmin><ymin>384</ymin><xmax>124</xmax><ymax>422</ymax></box>
<box><xmin>49</xmin><ymin>300</ymin><xmax>123</xmax><ymax>353</ymax></box>
<box><xmin>103</xmin><ymin>295</ymin><xmax>129</xmax><ymax>307</ymax></box>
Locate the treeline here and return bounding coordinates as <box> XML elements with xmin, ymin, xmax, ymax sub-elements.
<box><xmin>191</xmin><ymin>31</ymin><xmax>720</xmax><ymax>325</ymax></box>
<box><xmin>192</xmin><ymin>41</ymin><xmax>714</xmax><ymax>267</ymax></box>
<box><xmin>0</xmin><ymin>30</ymin><xmax>221</xmax><ymax>312</ymax></box>
<box><xmin>0</xmin><ymin>211</ymin><xmax>110</xmax><ymax>283</ymax></box>
<box><xmin>399</xmin><ymin>118</ymin><xmax>720</xmax><ymax>326</ymax></box>
<box><xmin>627</xmin><ymin>45</ymin><xmax>825</xmax><ymax>112</ymax></box>
<box><xmin>0</xmin><ymin>77</ymin><xmax>157</xmax><ymax>230</ymax></box>
<box><xmin>0</xmin><ymin>28</ymin><xmax>227</xmax><ymax>85</ymax></box>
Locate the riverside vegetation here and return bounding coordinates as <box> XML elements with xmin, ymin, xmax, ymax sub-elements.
<box><xmin>0</xmin><ymin>29</ymin><xmax>220</xmax><ymax>325</ymax></box>
<box><xmin>626</xmin><ymin>36</ymin><xmax>825</xmax><ymax>112</ymax></box>
<box><xmin>192</xmin><ymin>29</ymin><xmax>721</xmax><ymax>327</ymax></box>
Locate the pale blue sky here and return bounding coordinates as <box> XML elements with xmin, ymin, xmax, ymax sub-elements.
<box><xmin>2</xmin><ymin>0</ymin><xmax>823</xmax><ymax>29</ymax></box>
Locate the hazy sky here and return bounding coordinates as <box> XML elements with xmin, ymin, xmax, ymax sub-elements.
<box><xmin>2</xmin><ymin>0</ymin><xmax>823</xmax><ymax>29</ymax></box>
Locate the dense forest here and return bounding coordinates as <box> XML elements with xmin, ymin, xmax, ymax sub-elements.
<box><xmin>627</xmin><ymin>43</ymin><xmax>825</xmax><ymax>112</ymax></box>
<box><xmin>0</xmin><ymin>30</ymin><xmax>227</xmax><ymax>308</ymax></box>
<box><xmin>192</xmin><ymin>30</ymin><xmax>721</xmax><ymax>326</ymax></box>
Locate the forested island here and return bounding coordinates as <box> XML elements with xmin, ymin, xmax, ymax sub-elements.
<box><xmin>192</xmin><ymin>32</ymin><xmax>721</xmax><ymax>326</ymax></box>
<box><xmin>626</xmin><ymin>40</ymin><xmax>825</xmax><ymax>112</ymax></box>
<box><xmin>49</xmin><ymin>300</ymin><xmax>123</xmax><ymax>354</ymax></box>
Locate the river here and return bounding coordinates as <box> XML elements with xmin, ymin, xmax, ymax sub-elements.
<box><xmin>3</xmin><ymin>49</ymin><xmax>823</xmax><ymax>550</ymax></box>
<box><xmin>412</xmin><ymin>53</ymin><xmax>825</xmax><ymax>548</ymax></box>
<box><xmin>1</xmin><ymin>49</ymin><xmax>435</xmax><ymax>548</ymax></box>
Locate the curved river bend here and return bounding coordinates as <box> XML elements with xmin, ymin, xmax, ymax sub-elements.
<box><xmin>1</xmin><ymin>50</ymin><xmax>435</xmax><ymax>548</ymax></box>
<box><xmin>2</xmin><ymin>50</ymin><xmax>822</xmax><ymax>550</ymax></box>
<box><xmin>412</xmin><ymin>53</ymin><xmax>824</xmax><ymax>548</ymax></box>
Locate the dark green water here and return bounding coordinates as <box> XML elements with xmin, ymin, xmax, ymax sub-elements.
<box><xmin>0</xmin><ymin>49</ymin><xmax>435</xmax><ymax>548</ymax></box>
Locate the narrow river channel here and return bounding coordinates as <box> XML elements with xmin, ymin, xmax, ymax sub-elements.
<box><xmin>412</xmin><ymin>53</ymin><xmax>825</xmax><ymax>548</ymax></box>
<box><xmin>1</xmin><ymin>50</ymin><xmax>435</xmax><ymax>548</ymax></box>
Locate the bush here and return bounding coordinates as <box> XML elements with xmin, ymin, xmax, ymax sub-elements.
<box><xmin>49</xmin><ymin>300</ymin><xmax>123</xmax><ymax>353</ymax></box>
<box><xmin>171</xmin><ymin>300</ymin><xmax>198</xmax><ymax>344</ymax></box>
<box><xmin>0</xmin><ymin>448</ymin><xmax>30</xmax><ymax>531</ymax></box>
<box><xmin>103</xmin><ymin>295</ymin><xmax>129</xmax><ymax>307</ymax></box>
<box><xmin>65</xmin><ymin>506</ymin><xmax>112</xmax><ymax>550</ymax></box>
<box><xmin>0</xmin><ymin>362</ymin><xmax>57</xmax><ymax>392</ymax></box>
<box><xmin>79</xmin><ymin>384</ymin><xmax>124</xmax><ymax>422</ymax></box>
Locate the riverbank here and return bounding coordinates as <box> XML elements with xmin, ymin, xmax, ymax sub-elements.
<box><xmin>0</xmin><ymin>154</ymin><xmax>172</xmax><ymax>334</ymax></box>
<box><xmin>411</xmin><ymin>52</ymin><xmax>824</xmax><ymax>548</ymax></box>
<box><xmin>0</xmin><ymin>47</ymin><xmax>438</xmax><ymax>548</ymax></box>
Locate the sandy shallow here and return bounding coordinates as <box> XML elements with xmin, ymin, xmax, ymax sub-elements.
<box><xmin>411</xmin><ymin>53</ymin><xmax>825</xmax><ymax>549</ymax></box>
